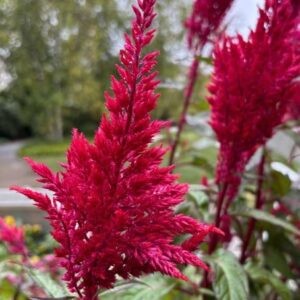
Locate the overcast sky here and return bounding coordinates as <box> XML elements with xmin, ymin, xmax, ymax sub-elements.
<box><xmin>227</xmin><ymin>0</ymin><xmax>265</xmax><ymax>35</ymax></box>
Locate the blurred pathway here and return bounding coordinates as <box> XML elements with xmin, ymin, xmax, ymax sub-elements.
<box><xmin>0</xmin><ymin>142</ymin><xmax>48</xmax><ymax>225</ymax></box>
<box><xmin>0</xmin><ymin>141</ymin><xmax>36</xmax><ymax>188</ymax></box>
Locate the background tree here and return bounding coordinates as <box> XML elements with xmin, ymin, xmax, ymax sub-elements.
<box><xmin>0</xmin><ymin>0</ymin><xmax>192</xmax><ymax>140</ymax></box>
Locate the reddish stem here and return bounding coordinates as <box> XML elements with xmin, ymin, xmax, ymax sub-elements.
<box><xmin>240</xmin><ymin>150</ymin><xmax>266</xmax><ymax>264</ymax></box>
<box><xmin>202</xmin><ymin>183</ymin><xmax>228</xmax><ymax>289</ymax></box>
<box><xmin>168</xmin><ymin>57</ymin><xmax>200</xmax><ymax>165</ymax></box>
<box><xmin>209</xmin><ymin>182</ymin><xmax>228</xmax><ymax>253</ymax></box>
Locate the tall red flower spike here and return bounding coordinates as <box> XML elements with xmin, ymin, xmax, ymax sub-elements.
<box><xmin>169</xmin><ymin>0</ymin><xmax>234</xmax><ymax>165</ymax></box>
<box><xmin>185</xmin><ymin>0</ymin><xmax>234</xmax><ymax>51</ymax></box>
<box><xmin>209</xmin><ymin>0</ymin><xmax>300</xmax><ymax>202</ymax></box>
<box><xmin>11</xmin><ymin>1</ymin><xmax>221</xmax><ymax>299</ymax></box>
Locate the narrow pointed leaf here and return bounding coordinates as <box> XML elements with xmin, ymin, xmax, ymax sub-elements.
<box><xmin>232</xmin><ymin>208</ymin><xmax>300</xmax><ymax>235</ymax></box>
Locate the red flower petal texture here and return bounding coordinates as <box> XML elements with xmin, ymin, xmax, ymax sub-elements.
<box><xmin>209</xmin><ymin>0</ymin><xmax>300</xmax><ymax>201</ymax></box>
<box><xmin>185</xmin><ymin>0</ymin><xmax>234</xmax><ymax>51</ymax></box>
<box><xmin>11</xmin><ymin>1</ymin><xmax>222</xmax><ymax>299</ymax></box>
<box><xmin>286</xmin><ymin>28</ymin><xmax>300</xmax><ymax>121</ymax></box>
<box><xmin>0</xmin><ymin>217</ymin><xmax>28</xmax><ymax>257</ymax></box>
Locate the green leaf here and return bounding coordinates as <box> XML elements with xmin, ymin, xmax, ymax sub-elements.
<box><xmin>245</xmin><ymin>263</ymin><xmax>292</xmax><ymax>300</ymax></box>
<box><xmin>26</xmin><ymin>268</ymin><xmax>71</xmax><ymax>298</ymax></box>
<box><xmin>101</xmin><ymin>274</ymin><xmax>175</xmax><ymax>300</ymax></box>
<box><xmin>199</xmin><ymin>288</ymin><xmax>215</xmax><ymax>297</ymax></box>
<box><xmin>278</xmin><ymin>235</ymin><xmax>300</xmax><ymax>268</ymax></box>
<box><xmin>191</xmin><ymin>156</ymin><xmax>214</xmax><ymax>174</ymax></box>
<box><xmin>263</xmin><ymin>231</ymin><xmax>300</xmax><ymax>276</ymax></box>
<box><xmin>0</xmin><ymin>279</ymin><xmax>27</xmax><ymax>300</ymax></box>
<box><xmin>232</xmin><ymin>208</ymin><xmax>300</xmax><ymax>235</ymax></box>
<box><xmin>99</xmin><ymin>278</ymin><xmax>151</xmax><ymax>297</ymax></box>
<box><xmin>187</xmin><ymin>185</ymin><xmax>209</xmax><ymax>207</ymax></box>
<box><xmin>264</xmin><ymin>245</ymin><xmax>294</xmax><ymax>278</ymax></box>
<box><xmin>208</xmin><ymin>249</ymin><xmax>249</xmax><ymax>300</ymax></box>
<box><xmin>270</xmin><ymin>170</ymin><xmax>291</xmax><ymax>197</ymax></box>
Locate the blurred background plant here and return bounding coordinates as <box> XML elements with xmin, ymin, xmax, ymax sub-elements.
<box><xmin>0</xmin><ymin>215</ymin><xmax>62</xmax><ymax>300</ymax></box>
<box><xmin>0</xmin><ymin>0</ymin><xmax>192</xmax><ymax>141</ymax></box>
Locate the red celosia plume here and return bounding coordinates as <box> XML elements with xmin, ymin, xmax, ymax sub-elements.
<box><xmin>11</xmin><ymin>1</ymin><xmax>221</xmax><ymax>299</ymax></box>
<box><xmin>209</xmin><ymin>0</ymin><xmax>300</xmax><ymax>201</ymax></box>
<box><xmin>169</xmin><ymin>0</ymin><xmax>234</xmax><ymax>165</ymax></box>
<box><xmin>0</xmin><ymin>217</ymin><xmax>28</xmax><ymax>257</ymax></box>
<box><xmin>185</xmin><ymin>0</ymin><xmax>234</xmax><ymax>51</ymax></box>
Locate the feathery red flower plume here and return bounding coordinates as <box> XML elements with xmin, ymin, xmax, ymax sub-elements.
<box><xmin>0</xmin><ymin>217</ymin><xmax>28</xmax><ymax>257</ymax></box>
<box><xmin>11</xmin><ymin>1</ymin><xmax>221</xmax><ymax>299</ymax></box>
<box><xmin>209</xmin><ymin>0</ymin><xmax>300</xmax><ymax>202</ymax></box>
<box><xmin>185</xmin><ymin>0</ymin><xmax>234</xmax><ymax>51</ymax></box>
<box><xmin>169</xmin><ymin>0</ymin><xmax>234</xmax><ymax>165</ymax></box>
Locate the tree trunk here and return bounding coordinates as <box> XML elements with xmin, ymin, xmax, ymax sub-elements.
<box><xmin>46</xmin><ymin>105</ymin><xmax>63</xmax><ymax>141</ymax></box>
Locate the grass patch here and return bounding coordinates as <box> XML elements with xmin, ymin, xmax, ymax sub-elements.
<box><xmin>34</xmin><ymin>155</ymin><xmax>67</xmax><ymax>172</ymax></box>
<box><xmin>19</xmin><ymin>139</ymin><xmax>73</xmax><ymax>172</ymax></box>
<box><xmin>19</xmin><ymin>139</ymin><xmax>71</xmax><ymax>157</ymax></box>
<box><xmin>19</xmin><ymin>137</ymin><xmax>94</xmax><ymax>172</ymax></box>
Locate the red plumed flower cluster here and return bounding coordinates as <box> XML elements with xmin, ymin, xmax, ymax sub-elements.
<box><xmin>209</xmin><ymin>0</ymin><xmax>300</xmax><ymax>201</ymax></box>
<box><xmin>168</xmin><ymin>0</ymin><xmax>234</xmax><ymax>165</ymax></box>
<box><xmin>11</xmin><ymin>1</ymin><xmax>221</xmax><ymax>299</ymax></box>
<box><xmin>0</xmin><ymin>217</ymin><xmax>28</xmax><ymax>257</ymax></box>
<box><xmin>185</xmin><ymin>0</ymin><xmax>234</xmax><ymax>51</ymax></box>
